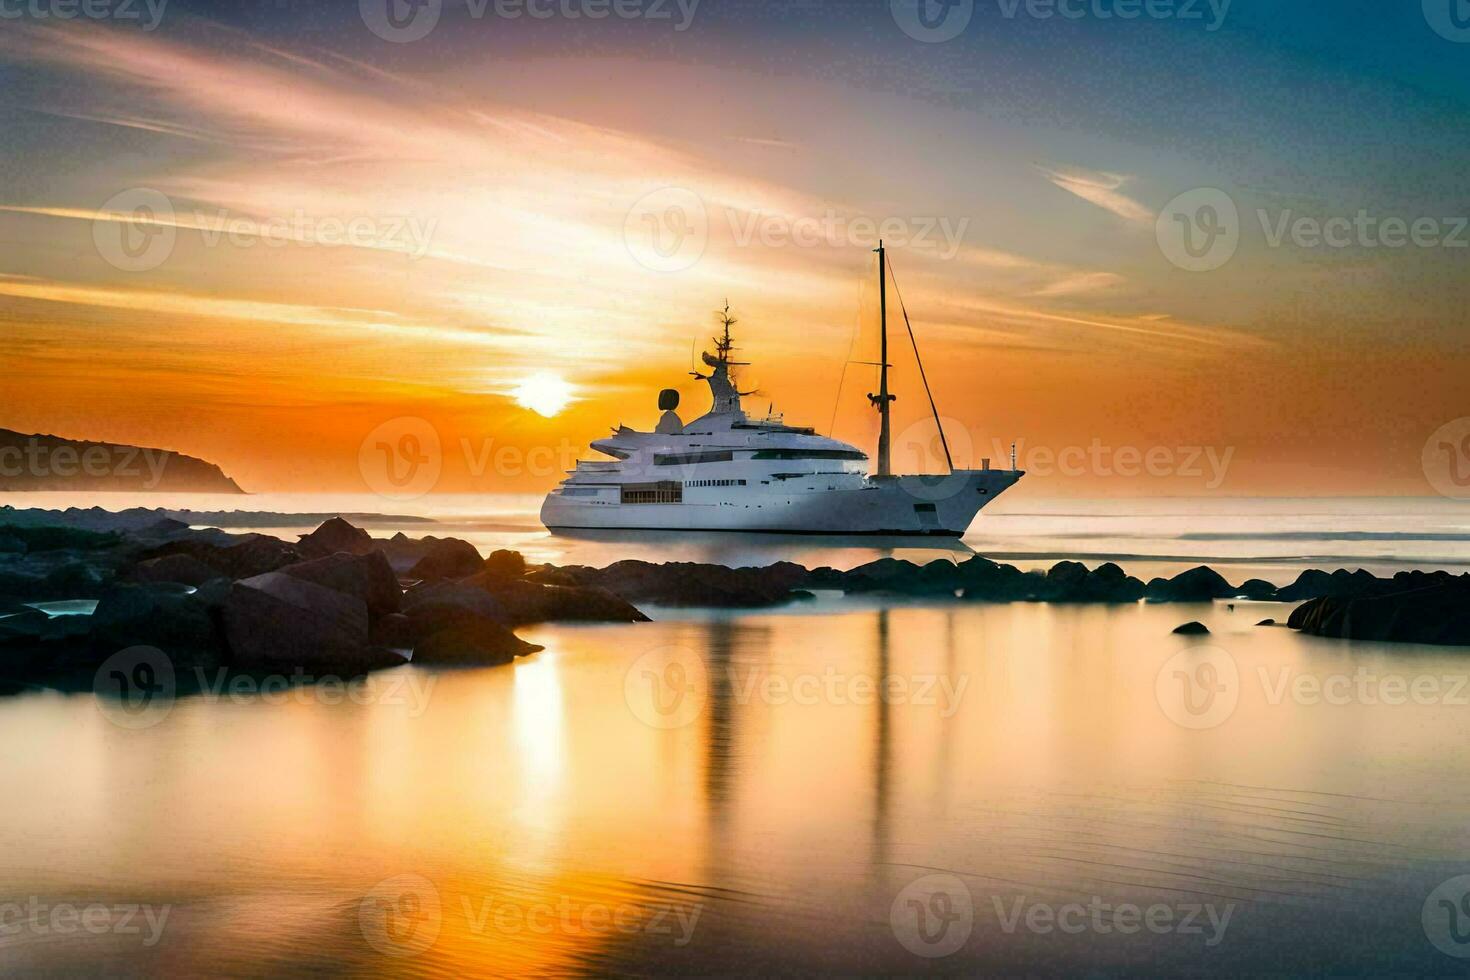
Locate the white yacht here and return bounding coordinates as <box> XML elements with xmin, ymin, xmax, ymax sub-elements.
<box><xmin>540</xmin><ymin>244</ymin><xmax>1024</xmax><ymax>536</ymax></box>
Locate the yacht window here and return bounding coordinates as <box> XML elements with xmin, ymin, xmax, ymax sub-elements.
<box><xmin>655</xmin><ymin>451</ymin><xmax>734</xmax><ymax>466</ymax></box>
<box><xmin>620</xmin><ymin>481</ymin><xmax>683</xmax><ymax>504</ymax></box>
<box><xmin>751</xmin><ymin>449</ymin><xmax>867</xmax><ymax>461</ymax></box>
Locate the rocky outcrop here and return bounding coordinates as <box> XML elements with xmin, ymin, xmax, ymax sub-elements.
<box><xmin>136</xmin><ymin>535</ymin><xmax>300</xmax><ymax>580</ymax></box>
<box><xmin>1288</xmin><ymin>578</ymin><xmax>1470</xmax><ymax>646</ymax></box>
<box><xmin>402</xmin><ymin>581</ymin><xmax>506</xmax><ymax>625</ymax></box>
<box><xmin>280</xmin><ymin>552</ymin><xmax>401</xmax><ymax>619</ymax></box>
<box><xmin>0</xmin><ymin>429</ymin><xmax>243</xmax><ymax>493</ymax></box>
<box><xmin>407</xmin><ymin>538</ymin><xmax>485</xmax><ymax>581</ymax></box>
<box><xmin>549</xmin><ymin>559</ymin><xmax>809</xmax><ymax>607</ymax></box>
<box><xmin>1145</xmin><ymin>566</ymin><xmax>1236</xmax><ymax>602</ymax></box>
<box><xmin>91</xmin><ymin>582</ymin><xmax>228</xmax><ymax>664</ymax></box>
<box><xmin>222</xmin><ymin>571</ymin><xmax>389</xmax><ymax>674</ymax></box>
<box><xmin>460</xmin><ymin>572</ymin><xmax>649</xmax><ymax>626</ymax></box>
<box><xmin>411</xmin><ymin>620</ymin><xmax>542</xmax><ymax>667</ymax></box>
<box><xmin>1173</xmin><ymin>621</ymin><xmax>1210</xmax><ymax>635</ymax></box>
<box><xmin>297</xmin><ymin>517</ymin><xmax>375</xmax><ymax>559</ymax></box>
<box><xmin>128</xmin><ymin>554</ymin><xmax>221</xmax><ymax>587</ymax></box>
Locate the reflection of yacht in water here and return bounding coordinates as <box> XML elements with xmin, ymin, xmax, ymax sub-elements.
<box><xmin>540</xmin><ymin>243</ymin><xmax>1024</xmax><ymax>536</ymax></box>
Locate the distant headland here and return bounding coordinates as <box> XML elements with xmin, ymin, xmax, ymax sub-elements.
<box><xmin>0</xmin><ymin>429</ymin><xmax>244</xmax><ymax>494</ymax></box>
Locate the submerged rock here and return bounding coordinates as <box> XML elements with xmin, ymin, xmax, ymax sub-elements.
<box><xmin>1172</xmin><ymin>621</ymin><xmax>1211</xmax><ymax>635</ymax></box>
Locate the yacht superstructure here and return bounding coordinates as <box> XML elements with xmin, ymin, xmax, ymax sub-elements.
<box><xmin>540</xmin><ymin>244</ymin><xmax>1023</xmax><ymax>535</ymax></box>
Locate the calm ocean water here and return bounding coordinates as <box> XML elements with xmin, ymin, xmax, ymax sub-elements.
<box><xmin>3</xmin><ymin>494</ymin><xmax>1470</xmax><ymax>975</ymax></box>
<box><xmin>5</xmin><ymin>491</ymin><xmax>1469</xmax><ymax>580</ymax></box>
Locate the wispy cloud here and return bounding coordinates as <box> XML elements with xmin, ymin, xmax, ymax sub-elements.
<box><xmin>1030</xmin><ymin>271</ymin><xmax>1125</xmax><ymax>297</ymax></box>
<box><xmin>1036</xmin><ymin>164</ymin><xmax>1153</xmax><ymax>225</ymax></box>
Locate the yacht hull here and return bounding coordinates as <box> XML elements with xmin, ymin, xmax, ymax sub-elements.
<box><xmin>541</xmin><ymin>469</ymin><xmax>1022</xmax><ymax>536</ymax></box>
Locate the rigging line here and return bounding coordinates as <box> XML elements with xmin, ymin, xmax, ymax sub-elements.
<box><xmin>887</xmin><ymin>259</ymin><xmax>955</xmax><ymax>474</ymax></box>
<box><xmin>828</xmin><ymin>264</ymin><xmax>867</xmax><ymax>438</ymax></box>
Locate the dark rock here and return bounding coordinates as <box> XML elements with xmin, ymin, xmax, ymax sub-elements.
<box><xmin>1276</xmin><ymin>568</ymin><xmax>1382</xmax><ymax>602</ymax></box>
<box><xmin>1257</xmin><ymin>618</ymin><xmax>1277</xmax><ymax>626</ymax></box>
<box><xmin>1238</xmin><ymin>579</ymin><xmax>1279</xmax><ymax>601</ymax></box>
<box><xmin>41</xmin><ymin>562</ymin><xmax>108</xmax><ymax>599</ymax></box>
<box><xmin>373</xmin><ymin>532</ymin><xmax>430</xmax><ymax>574</ymax></box>
<box><xmin>90</xmin><ymin>584</ymin><xmax>225</xmax><ymax>663</ymax></box>
<box><xmin>222</xmin><ymin>572</ymin><xmax>371</xmax><ymax>671</ymax></box>
<box><xmin>0</xmin><ymin>609</ymin><xmax>91</xmax><ymax>643</ymax></box>
<box><xmin>483</xmin><ymin>549</ymin><xmax>527</xmax><ymax>580</ymax></box>
<box><xmin>1146</xmin><ymin>566</ymin><xmax>1236</xmax><ymax>602</ymax></box>
<box><xmin>137</xmin><ymin>535</ymin><xmax>300</xmax><ymax>579</ymax></box>
<box><xmin>0</xmin><ymin>428</ymin><xmax>242</xmax><ymax>493</ymax></box>
<box><xmin>407</xmin><ymin>538</ymin><xmax>484</xmax><ymax>581</ymax></box>
<box><xmin>297</xmin><ymin>518</ymin><xmax>375</xmax><ymax>559</ymax></box>
<box><xmin>460</xmin><ymin>572</ymin><xmax>649</xmax><ymax>626</ymax></box>
<box><xmin>1047</xmin><ymin>560</ymin><xmax>1090</xmax><ymax>587</ymax></box>
<box><xmin>413</xmin><ymin>620</ymin><xmax>542</xmax><ymax>666</ymax></box>
<box><xmin>220</xmin><ymin>536</ymin><xmax>303</xmax><ymax>577</ymax></box>
<box><xmin>280</xmin><ymin>551</ymin><xmax>401</xmax><ymax>618</ymax></box>
<box><xmin>524</xmin><ymin>565</ymin><xmax>580</xmax><ymax>587</ymax></box>
<box><xmin>1172</xmin><ymin>621</ymin><xmax>1211</xmax><ymax>635</ymax></box>
<box><xmin>1288</xmin><ymin>578</ymin><xmax>1470</xmax><ymax>646</ymax></box>
<box><xmin>548</xmin><ymin>559</ymin><xmax>808</xmax><ymax>607</ymax></box>
<box><xmin>402</xmin><ymin>581</ymin><xmax>506</xmax><ymax>624</ymax></box>
<box><xmin>371</xmin><ymin>613</ymin><xmax>416</xmax><ymax>652</ymax></box>
<box><xmin>129</xmin><ymin>554</ymin><xmax>220</xmax><ymax>587</ymax></box>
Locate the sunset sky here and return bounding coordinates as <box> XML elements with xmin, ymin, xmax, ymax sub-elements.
<box><xmin>1</xmin><ymin>0</ymin><xmax>1467</xmax><ymax>496</ymax></box>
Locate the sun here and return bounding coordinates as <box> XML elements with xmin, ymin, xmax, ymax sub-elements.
<box><xmin>511</xmin><ymin>372</ymin><xmax>574</xmax><ymax>418</ymax></box>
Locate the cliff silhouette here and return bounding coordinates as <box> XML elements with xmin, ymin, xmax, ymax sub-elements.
<box><xmin>0</xmin><ymin>429</ymin><xmax>244</xmax><ymax>493</ymax></box>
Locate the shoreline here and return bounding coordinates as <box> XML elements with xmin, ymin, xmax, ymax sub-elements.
<box><xmin>0</xmin><ymin>510</ymin><xmax>1468</xmax><ymax>701</ymax></box>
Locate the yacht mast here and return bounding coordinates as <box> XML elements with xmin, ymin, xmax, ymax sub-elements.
<box><xmin>870</xmin><ymin>240</ymin><xmax>895</xmax><ymax>476</ymax></box>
